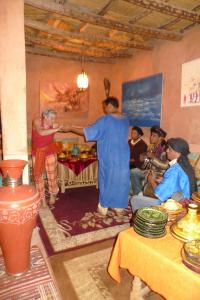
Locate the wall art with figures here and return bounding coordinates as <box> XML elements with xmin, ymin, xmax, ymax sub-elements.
<box><xmin>181</xmin><ymin>58</ymin><xmax>200</xmax><ymax>107</ymax></box>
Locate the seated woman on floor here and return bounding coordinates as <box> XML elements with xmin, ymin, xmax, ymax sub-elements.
<box><xmin>130</xmin><ymin>138</ymin><xmax>197</xmax><ymax>212</ymax></box>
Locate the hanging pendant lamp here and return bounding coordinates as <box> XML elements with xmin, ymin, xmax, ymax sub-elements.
<box><xmin>77</xmin><ymin>44</ymin><xmax>89</xmax><ymax>90</ymax></box>
<box><xmin>77</xmin><ymin>70</ymin><xmax>89</xmax><ymax>90</ymax></box>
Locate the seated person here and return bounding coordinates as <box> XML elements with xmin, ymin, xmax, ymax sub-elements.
<box><xmin>130</xmin><ymin>138</ymin><xmax>197</xmax><ymax>212</ymax></box>
<box><xmin>129</xmin><ymin>126</ymin><xmax>148</xmax><ymax>169</ymax></box>
<box><xmin>131</xmin><ymin>125</ymin><xmax>167</xmax><ymax>195</ymax></box>
<box><xmin>147</xmin><ymin>125</ymin><xmax>167</xmax><ymax>160</ymax></box>
<box><xmin>150</xmin><ymin>124</ymin><xmax>167</xmax><ymax>148</ymax></box>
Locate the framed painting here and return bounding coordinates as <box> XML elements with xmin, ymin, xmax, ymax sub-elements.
<box><xmin>40</xmin><ymin>81</ymin><xmax>89</xmax><ymax>124</ymax></box>
<box><xmin>122</xmin><ymin>73</ymin><xmax>163</xmax><ymax>127</ymax></box>
<box><xmin>181</xmin><ymin>58</ymin><xmax>200</xmax><ymax>107</ymax></box>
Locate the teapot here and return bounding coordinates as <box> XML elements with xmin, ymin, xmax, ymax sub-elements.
<box><xmin>71</xmin><ymin>144</ymin><xmax>80</xmax><ymax>157</ymax></box>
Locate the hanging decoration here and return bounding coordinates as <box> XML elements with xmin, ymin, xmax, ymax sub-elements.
<box><xmin>103</xmin><ymin>78</ymin><xmax>111</xmax><ymax>98</ymax></box>
<box><xmin>77</xmin><ymin>45</ymin><xmax>89</xmax><ymax>90</ymax></box>
<box><xmin>77</xmin><ymin>71</ymin><xmax>89</xmax><ymax>90</ymax></box>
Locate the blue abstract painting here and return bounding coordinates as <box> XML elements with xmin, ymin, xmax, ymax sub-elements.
<box><xmin>122</xmin><ymin>73</ymin><xmax>163</xmax><ymax>127</ymax></box>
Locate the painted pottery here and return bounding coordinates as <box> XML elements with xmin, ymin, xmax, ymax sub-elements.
<box><xmin>71</xmin><ymin>144</ymin><xmax>80</xmax><ymax>157</ymax></box>
<box><xmin>171</xmin><ymin>203</ymin><xmax>200</xmax><ymax>242</ymax></box>
<box><xmin>0</xmin><ymin>160</ymin><xmax>40</xmax><ymax>275</ymax></box>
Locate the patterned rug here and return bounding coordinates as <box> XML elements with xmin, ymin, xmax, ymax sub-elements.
<box><xmin>38</xmin><ymin>186</ymin><xmax>131</xmax><ymax>256</ymax></box>
<box><xmin>0</xmin><ymin>246</ymin><xmax>60</xmax><ymax>300</ymax></box>
<box><xmin>48</xmin><ymin>239</ymin><xmax>164</xmax><ymax>300</ymax></box>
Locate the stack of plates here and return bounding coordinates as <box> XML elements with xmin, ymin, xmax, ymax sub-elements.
<box><xmin>181</xmin><ymin>240</ymin><xmax>200</xmax><ymax>274</ymax></box>
<box><xmin>132</xmin><ymin>207</ymin><xmax>168</xmax><ymax>238</ymax></box>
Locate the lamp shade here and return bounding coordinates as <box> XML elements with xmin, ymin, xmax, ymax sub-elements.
<box><xmin>77</xmin><ymin>71</ymin><xmax>89</xmax><ymax>89</ymax></box>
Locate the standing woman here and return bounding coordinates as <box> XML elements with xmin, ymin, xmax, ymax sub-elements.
<box><xmin>32</xmin><ymin>109</ymin><xmax>63</xmax><ymax>207</ymax></box>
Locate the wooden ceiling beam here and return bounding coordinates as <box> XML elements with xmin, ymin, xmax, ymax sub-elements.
<box><xmin>24</xmin><ymin>0</ymin><xmax>182</xmax><ymax>41</ymax></box>
<box><xmin>129</xmin><ymin>10</ymin><xmax>152</xmax><ymax>24</ymax></box>
<box><xmin>26</xmin><ymin>46</ymin><xmax>112</xmax><ymax>63</ymax></box>
<box><xmin>124</xmin><ymin>0</ymin><xmax>200</xmax><ymax>24</ymax></box>
<box><xmin>159</xmin><ymin>4</ymin><xmax>200</xmax><ymax>30</ymax></box>
<box><xmin>79</xmin><ymin>0</ymin><xmax>116</xmax><ymax>32</ymax></box>
<box><xmin>25</xmin><ymin>18</ymin><xmax>153</xmax><ymax>50</ymax></box>
<box><xmin>25</xmin><ymin>35</ymin><xmax>133</xmax><ymax>58</ymax></box>
<box><xmin>98</xmin><ymin>0</ymin><xmax>117</xmax><ymax>16</ymax></box>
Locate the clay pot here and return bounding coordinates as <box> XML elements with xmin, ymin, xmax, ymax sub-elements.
<box><xmin>0</xmin><ymin>159</ymin><xmax>40</xmax><ymax>275</ymax></box>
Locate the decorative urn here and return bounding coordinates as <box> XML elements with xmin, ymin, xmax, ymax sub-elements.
<box><xmin>0</xmin><ymin>159</ymin><xmax>40</xmax><ymax>276</ymax></box>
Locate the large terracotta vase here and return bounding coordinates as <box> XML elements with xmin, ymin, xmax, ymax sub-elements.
<box><xmin>0</xmin><ymin>159</ymin><xmax>40</xmax><ymax>275</ymax></box>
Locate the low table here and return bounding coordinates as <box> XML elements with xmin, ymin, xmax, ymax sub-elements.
<box><xmin>108</xmin><ymin>227</ymin><xmax>200</xmax><ymax>300</ymax></box>
<box><xmin>58</xmin><ymin>157</ymin><xmax>98</xmax><ymax>192</ymax></box>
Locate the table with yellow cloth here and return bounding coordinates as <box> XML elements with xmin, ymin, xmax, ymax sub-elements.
<box><xmin>58</xmin><ymin>158</ymin><xmax>98</xmax><ymax>193</ymax></box>
<box><xmin>108</xmin><ymin>228</ymin><xmax>200</xmax><ymax>300</ymax></box>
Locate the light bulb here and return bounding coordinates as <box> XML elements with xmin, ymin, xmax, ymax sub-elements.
<box><xmin>77</xmin><ymin>71</ymin><xmax>89</xmax><ymax>89</ymax></box>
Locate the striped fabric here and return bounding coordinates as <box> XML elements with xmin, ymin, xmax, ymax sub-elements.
<box><xmin>0</xmin><ymin>246</ymin><xmax>60</xmax><ymax>300</ymax></box>
<box><xmin>33</xmin><ymin>154</ymin><xmax>59</xmax><ymax>201</ymax></box>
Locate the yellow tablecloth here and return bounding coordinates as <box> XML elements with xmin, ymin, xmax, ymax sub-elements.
<box><xmin>108</xmin><ymin>228</ymin><xmax>200</xmax><ymax>300</ymax></box>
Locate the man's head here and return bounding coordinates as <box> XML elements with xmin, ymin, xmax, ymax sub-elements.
<box><xmin>131</xmin><ymin>126</ymin><xmax>144</xmax><ymax>141</ymax></box>
<box><xmin>103</xmin><ymin>97</ymin><xmax>119</xmax><ymax>114</ymax></box>
<box><xmin>166</xmin><ymin>138</ymin><xmax>190</xmax><ymax>161</ymax></box>
<box><xmin>150</xmin><ymin>126</ymin><xmax>166</xmax><ymax>145</ymax></box>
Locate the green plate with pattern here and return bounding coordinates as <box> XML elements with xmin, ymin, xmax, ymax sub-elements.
<box><xmin>134</xmin><ymin>215</ymin><xmax>167</xmax><ymax>227</ymax></box>
<box><xmin>134</xmin><ymin>223</ymin><xmax>165</xmax><ymax>234</ymax></box>
<box><xmin>134</xmin><ymin>220</ymin><xmax>166</xmax><ymax>233</ymax></box>
<box><xmin>134</xmin><ymin>225</ymin><xmax>166</xmax><ymax>239</ymax></box>
<box><xmin>136</xmin><ymin>207</ymin><xmax>168</xmax><ymax>224</ymax></box>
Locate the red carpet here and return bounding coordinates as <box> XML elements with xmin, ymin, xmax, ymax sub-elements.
<box><xmin>0</xmin><ymin>246</ymin><xmax>60</xmax><ymax>300</ymax></box>
<box><xmin>38</xmin><ymin>186</ymin><xmax>132</xmax><ymax>256</ymax></box>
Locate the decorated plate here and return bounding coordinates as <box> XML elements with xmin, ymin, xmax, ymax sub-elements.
<box><xmin>133</xmin><ymin>223</ymin><xmax>165</xmax><ymax>234</ymax></box>
<box><xmin>136</xmin><ymin>207</ymin><xmax>168</xmax><ymax>224</ymax></box>
<box><xmin>134</xmin><ymin>224</ymin><xmax>165</xmax><ymax>234</ymax></box>
<box><xmin>135</xmin><ymin>215</ymin><xmax>167</xmax><ymax>227</ymax></box>
<box><xmin>135</xmin><ymin>212</ymin><xmax>167</xmax><ymax>225</ymax></box>
<box><xmin>134</xmin><ymin>218</ymin><xmax>166</xmax><ymax>231</ymax></box>
<box><xmin>133</xmin><ymin>226</ymin><xmax>166</xmax><ymax>239</ymax></box>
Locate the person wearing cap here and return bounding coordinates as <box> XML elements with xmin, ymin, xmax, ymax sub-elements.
<box><xmin>131</xmin><ymin>126</ymin><xmax>167</xmax><ymax>195</ymax></box>
<box><xmin>32</xmin><ymin>109</ymin><xmax>63</xmax><ymax>207</ymax></box>
<box><xmin>130</xmin><ymin>137</ymin><xmax>197</xmax><ymax>211</ymax></box>
<box><xmin>129</xmin><ymin>126</ymin><xmax>148</xmax><ymax>169</ymax></box>
<box><xmin>129</xmin><ymin>127</ymin><xmax>147</xmax><ymax>194</ymax></box>
<box><xmin>149</xmin><ymin>125</ymin><xmax>167</xmax><ymax>159</ymax></box>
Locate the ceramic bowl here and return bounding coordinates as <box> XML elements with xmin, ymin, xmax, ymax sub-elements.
<box><xmin>162</xmin><ymin>199</ymin><xmax>182</xmax><ymax>211</ymax></box>
<box><xmin>183</xmin><ymin>240</ymin><xmax>200</xmax><ymax>264</ymax></box>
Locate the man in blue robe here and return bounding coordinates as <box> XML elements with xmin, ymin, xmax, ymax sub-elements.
<box><xmin>68</xmin><ymin>97</ymin><xmax>130</xmax><ymax>215</ymax></box>
<box><xmin>130</xmin><ymin>138</ymin><xmax>197</xmax><ymax>211</ymax></box>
